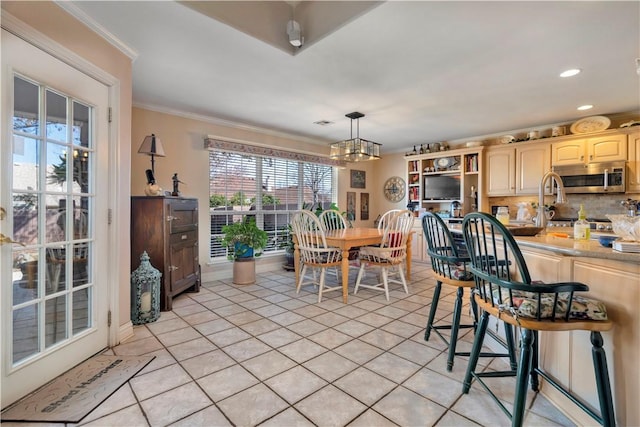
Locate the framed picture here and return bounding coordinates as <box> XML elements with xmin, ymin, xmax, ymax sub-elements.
<box><xmin>360</xmin><ymin>193</ymin><xmax>369</xmax><ymax>220</ymax></box>
<box><xmin>346</xmin><ymin>192</ymin><xmax>356</xmax><ymax>221</ymax></box>
<box><xmin>350</xmin><ymin>170</ymin><xmax>366</xmax><ymax>189</ymax></box>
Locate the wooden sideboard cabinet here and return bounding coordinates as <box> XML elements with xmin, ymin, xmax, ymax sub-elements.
<box><xmin>131</xmin><ymin>196</ymin><xmax>200</xmax><ymax>311</ymax></box>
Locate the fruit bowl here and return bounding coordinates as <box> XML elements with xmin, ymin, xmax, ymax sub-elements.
<box><xmin>606</xmin><ymin>214</ymin><xmax>640</xmax><ymax>241</ymax></box>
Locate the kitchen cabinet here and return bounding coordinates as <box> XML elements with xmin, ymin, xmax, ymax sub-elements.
<box><xmin>131</xmin><ymin>196</ymin><xmax>200</xmax><ymax>311</ymax></box>
<box><xmin>486</xmin><ymin>143</ymin><xmax>551</xmax><ymax>196</ymax></box>
<box><xmin>410</xmin><ymin>223</ymin><xmax>426</xmax><ymax>262</ymax></box>
<box><xmin>552</xmin><ymin>134</ymin><xmax>627</xmax><ymax>166</ymax></box>
<box><xmin>486</xmin><ymin>147</ymin><xmax>515</xmax><ymax>195</ymax></box>
<box><xmin>406</xmin><ymin>147</ymin><xmax>485</xmax><ymax>217</ymax></box>
<box><xmin>627</xmin><ymin>130</ymin><xmax>640</xmax><ymax>193</ymax></box>
<box><xmin>474</xmin><ymin>236</ymin><xmax>639</xmax><ymax>426</ymax></box>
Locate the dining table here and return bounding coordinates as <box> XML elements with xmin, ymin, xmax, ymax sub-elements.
<box><xmin>293</xmin><ymin>227</ymin><xmax>413</xmax><ymax>303</ymax></box>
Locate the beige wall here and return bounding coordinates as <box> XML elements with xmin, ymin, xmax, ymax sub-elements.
<box><xmin>132</xmin><ymin>107</ymin><xmax>410</xmax><ymax>278</ymax></box>
<box><xmin>2</xmin><ymin>1</ymin><xmax>134</xmax><ymax>333</ymax></box>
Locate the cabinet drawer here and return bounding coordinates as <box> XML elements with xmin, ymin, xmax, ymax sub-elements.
<box><xmin>169</xmin><ymin>199</ymin><xmax>198</xmax><ymax>233</ymax></box>
<box><xmin>170</xmin><ymin>230</ymin><xmax>198</xmax><ymax>245</ymax></box>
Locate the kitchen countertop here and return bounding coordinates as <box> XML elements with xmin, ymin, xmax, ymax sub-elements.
<box><xmin>448</xmin><ymin>225</ymin><xmax>640</xmax><ymax>263</ymax></box>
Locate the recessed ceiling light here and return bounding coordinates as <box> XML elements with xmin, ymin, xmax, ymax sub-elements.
<box><xmin>560</xmin><ymin>68</ymin><xmax>581</xmax><ymax>78</ymax></box>
<box><xmin>314</xmin><ymin>120</ymin><xmax>333</xmax><ymax>126</ymax></box>
<box><xmin>577</xmin><ymin>104</ymin><xmax>593</xmax><ymax>111</ymax></box>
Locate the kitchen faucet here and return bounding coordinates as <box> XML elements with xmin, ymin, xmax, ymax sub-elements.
<box><xmin>537</xmin><ymin>171</ymin><xmax>567</xmax><ymax>229</ymax></box>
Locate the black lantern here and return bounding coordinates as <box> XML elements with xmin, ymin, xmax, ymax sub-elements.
<box><xmin>131</xmin><ymin>251</ymin><xmax>161</xmax><ymax>324</ymax></box>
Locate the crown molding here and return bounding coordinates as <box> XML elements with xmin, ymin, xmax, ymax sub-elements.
<box><xmin>1</xmin><ymin>11</ymin><xmax>118</xmax><ymax>86</ymax></box>
<box><xmin>54</xmin><ymin>1</ymin><xmax>139</xmax><ymax>61</ymax></box>
<box><xmin>133</xmin><ymin>102</ymin><xmax>332</xmax><ymax>147</ymax></box>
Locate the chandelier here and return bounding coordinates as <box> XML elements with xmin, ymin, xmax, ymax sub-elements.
<box><xmin>329</xmin><ymin>112</ymin><xmax>381</xmax><ymax>162</ymax></box>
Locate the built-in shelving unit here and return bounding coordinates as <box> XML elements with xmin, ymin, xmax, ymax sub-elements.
<box><xmin>405</xmin><ymin>147</ymin><xmax>486</xmax><ymax>217</ymax></box>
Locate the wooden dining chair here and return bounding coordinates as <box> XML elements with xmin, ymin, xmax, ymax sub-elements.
<box><xmin>354</xmin><ymin>210</ymin><xmax>414</xmax><ymax>300</ymax></box>
<box><xmin>318</xmin><ymin>209</ymin><xmax>347</xmax><ymax>231</ymax></box>
<box><xmin>318</xmin><ymin>209</ymin><xmax>358</xmax><ymax>275</ymax></box>
<box><xmin>377</xmin><ymin>209</ymin><xmax>401</xmax><ymax>232</ymax></box>
<box><xmin>461</xmin><ymin>212</ymin><xmax>614</xmax><ymax>427</ymax></box>
<box><xmin>291</xmin><ymin>210</ymin><xmax>342</xmax><ymax>303</ymax></box>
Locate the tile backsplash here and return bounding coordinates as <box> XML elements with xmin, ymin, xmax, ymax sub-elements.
<box><xmin>489</xmin><ymin>193</ymin><xmax>638</xmax><ymax>220</ymax></box>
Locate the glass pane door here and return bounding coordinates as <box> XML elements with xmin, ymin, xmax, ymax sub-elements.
<box><xmin>11</xmin><ymin>75</ymin><xmax>95</xmax><ymax>363</ymax></box>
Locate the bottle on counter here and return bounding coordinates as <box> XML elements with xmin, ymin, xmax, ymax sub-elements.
<box><xmin>496</xmin><ymin>206</ymin><xmax>510</xmax><ymax>225</ymax></box>
<box><xmin>573</xmin><ymin>204</ymin><xmax>590</xmax><ymax>241</ymax></box>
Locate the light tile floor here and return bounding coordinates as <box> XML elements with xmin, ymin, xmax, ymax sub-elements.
<box><xmin>7</xmin><ymin>262</ymin><xmax>577</xmax><ymax>426</ymax></box>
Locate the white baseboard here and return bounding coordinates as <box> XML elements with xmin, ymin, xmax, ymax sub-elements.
<box><xmin>116</xmin><ymin>321</ymin><xmax>134</xmax><ymax>345</ymax></box>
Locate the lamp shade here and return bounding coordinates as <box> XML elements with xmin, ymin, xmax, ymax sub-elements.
<box><xmin>138</xmin><ymin>134</ymin><xmax>166</xmax><ymax>157</ymax></box>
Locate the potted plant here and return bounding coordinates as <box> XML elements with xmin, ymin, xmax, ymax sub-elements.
<box><xmin>277</xmin><ymin>225</ymin><xmax>295</xmax><ymax>271</ymax></box>
<box><xmin>219</xmin><ymin>217</ymin><xmax>268</xmax><ymax>284</ymax></box>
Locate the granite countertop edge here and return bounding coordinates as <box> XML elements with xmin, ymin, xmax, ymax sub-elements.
<box><xmin>447</xmin><ymin>225</ymin><xmax>640</xmax><ymax>263</ymax></box>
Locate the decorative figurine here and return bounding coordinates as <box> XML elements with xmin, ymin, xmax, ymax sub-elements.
<box><xmin>144</xmin><ymin>168</ymin><xmax>163</xmax><ymax>196</ymax></box>
<box><xmin>172</xmin><ymin>173</ymin><xmax>184</xmax><ymax>196</ymax></box>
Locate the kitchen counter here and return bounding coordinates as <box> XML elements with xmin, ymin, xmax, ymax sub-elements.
<box><xmin>448</xmin><ymin>224</ymin><xmax>640</xmax><ymax>262</ymax></box>
<box><xmin>513</xmin><ymin>233</ymin><xmax>640</xmax><ymax>262</ymax></box>
<box><xmin>447</xmin><ymin>222</ymin><xmax>639</xmax><ymax>426</ymax></box>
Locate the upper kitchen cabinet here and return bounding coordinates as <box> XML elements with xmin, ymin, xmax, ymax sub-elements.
<box><xmin>486</xmin><ymin>142</ymin><xmax>551</xmax><ymax>196</ymax></box>
<box><xmin>486</xmin><ymin>147</ymin><xmax>515</xmax><ymax>195</ymax></box>
<box><xmin>627</xmin><ymin>130</ymin><xmax>640</xmax><ymax>193</ymax></box>
<box><xmin>552</xmin><ymin>133</ymin><xmax>627</xmax><ymax>166</ymax></box>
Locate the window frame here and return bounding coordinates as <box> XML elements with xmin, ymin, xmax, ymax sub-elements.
<box><xmin>208</xmin><ymin>150</ymin><xmax>336</xmax><ymax>261</ymax></box>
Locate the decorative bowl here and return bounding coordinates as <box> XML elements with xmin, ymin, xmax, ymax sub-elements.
<box><xmin>598</xmin><ymin>235</ymin><xmax>617</xmax><ymax>248</ymax></box>
<box><xmin>606</xmin><ymin>214</ymin><xmax>640</xmax><ymax>241</ymax></box>
<box><xmin>506</xmin><ymin>226</ymin><xmax>544</xmax><ymax>236</ymax></box>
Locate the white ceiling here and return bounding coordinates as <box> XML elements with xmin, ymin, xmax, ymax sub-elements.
<box><xmin>65</xmin><ymin>1</ymin><xmax>639</xmax><ymax>154</ymax></box>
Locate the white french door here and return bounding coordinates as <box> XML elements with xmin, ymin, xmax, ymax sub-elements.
<box><xmin>1</xmin><ymin>30</ymin><xmax>110</xmax><ymax>407</ymax></box>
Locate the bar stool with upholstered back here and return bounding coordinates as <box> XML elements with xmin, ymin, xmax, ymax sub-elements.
<box><xmin>422</xmin><ymin>212</ymin><xmax>517</xmax><ymax>372</ymax></box>
<box><xmin>462</xmin><ymin>212</ymin><xmax>615</xmax><ymax>427</ymax></box>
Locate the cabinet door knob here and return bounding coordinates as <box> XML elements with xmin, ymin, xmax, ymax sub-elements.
<box><xmin>166</xmin><ymin>215</ymin><xmax>179</xmax><ymax>222</ymax></box>
<box><xmin>181</xmin><ymin>234</ymin><xmax>188</xmax><ymax>240</ymax></box>
<box><xmin>169</xmin><ymin>265</ymin><xmax>179</xmax><ymax>271</ymax></box>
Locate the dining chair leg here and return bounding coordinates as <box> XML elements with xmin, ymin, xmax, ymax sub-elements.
<box><xmin>463</xmin><ymin>310</ymin><xmax>489</xmax><ymax>394</ymax></box>
<box><xmin>591</xmin><ymin>331</ymin><xmax>615</xmax><ymax>427</ymax></box>
<box><xmin>513</xmin><ymin>328</ymin><xmax>534</xmax><ymax>427</ymax></box>
<box><xmin>354</xmin><ymin>263</ymin><xmax>366</xmax><ymax>295</ymax></box>
<box><xmin>296</xmin><ymin>265</ymin><xmax>307</xmax><ymax>293</ymax></box>
<box><xmin>397</xmin><ymin>265</ymin><xmax>408</xmax><ymax>294</ymax></box>
<box><xmin>447</xmin><ymin>286</ymin><xmax>464</xmax><ymax>371</ymax></box>
<box><xmin>424</xmin><ymin>281</ymin><xmax>442</xmax><ymax>341</ymax></box>
<box><xmin>381</xmin><ymin>267</ymin><xmax>390</xmax><ymax>301</ymax></box>
<box><xmin>317</xmin><ymin>268</ymin><xmax>327</xmax><ymax>303</ymax></box>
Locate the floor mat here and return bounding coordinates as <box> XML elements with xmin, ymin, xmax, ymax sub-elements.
<box><xmin>1</xmin><ymin>354</ymin><xmax>154</xmax><ymax>423</ymax></box>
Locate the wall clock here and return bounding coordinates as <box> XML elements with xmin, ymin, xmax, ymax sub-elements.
<box><xmin>383</xmin><ymin>176</ymin><xmax>406</xmax><ymax>202</ymax></box>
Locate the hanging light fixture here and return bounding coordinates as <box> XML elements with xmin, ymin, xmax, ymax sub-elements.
<box><xmin>330</xmin><ymin>112</ymin><xmax>381</xmax><ymax>162</ymax></box>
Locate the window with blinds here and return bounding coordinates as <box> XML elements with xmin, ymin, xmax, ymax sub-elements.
<box><xmin>209</xmin><ymin>151</ymin><xmax>335</xmax><ymax>260</ymax></box>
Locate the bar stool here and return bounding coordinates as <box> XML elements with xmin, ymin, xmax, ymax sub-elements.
<box><xmin>422</xmin><ymin>212</ymin><xmax>517</xmax><ymax>371</ymax></box>
<box><xmin>461</xmin><ymin>212</ymin><xmax>614</xmax><ymax>427</ymax></box>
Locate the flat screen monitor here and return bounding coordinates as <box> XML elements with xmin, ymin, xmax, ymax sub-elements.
<box><xmin>423</xmin><ymin>175</ymin><xmax>460</xmax><ymax>200</ymax></box>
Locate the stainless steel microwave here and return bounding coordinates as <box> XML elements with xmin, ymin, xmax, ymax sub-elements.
<box><xmin>553</xmin><ymin>161</ymin><xmax>626</xmax><ymax>194</ymax></box>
